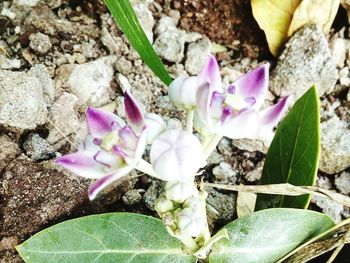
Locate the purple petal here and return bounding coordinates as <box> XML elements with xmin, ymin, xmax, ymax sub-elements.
<box><xmin>221</xmin><ymin>110</ymin><xmax>260</xmax><ymax>139</ymax></box>
<box><xmin>88</xmin><ymin>166</ymin><xmax>133</xmax><ymax>200</ymax></box>
<box><xmin>259</xmin><ymin>96</ymin><xmax>291</xmax><ymax>130</ymax></box>
<box><xmin>233</xmin><ymin>64</ymin><xmax>269</xmax><ymax>110</ymax></box>
<box><xmin>124</xmin><ymin>89</ymin><xmax>144</xmax><ymax>133</ymax></box>
<box><xmin>198</xmin><ymin>54</ymin><xmax>223</xmax><ymax>93</ymax></box>
<box><xmin>118</xmin><ymin>125</ymin><xmax>139</xmax><ymax>158</ymax></box>
<box><xmin>86</xmin><ymin>107</ymin><xmax>121</xmax><ymax>138</ymax></box>
<box><xmin>195</xmin><ymin>82</ymin><xmax>212</xmax><ymax>131</ymax></box>
<box><xmin>55</xmin><ymin>152</ymin><xmax>105</xmax><ymax>179</ymax></box>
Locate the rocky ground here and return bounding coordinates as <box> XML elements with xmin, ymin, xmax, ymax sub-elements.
<box><xmin>0</xmin><ymin>0</ymin><xmax>349</xmax><ymax>262</ymax></box>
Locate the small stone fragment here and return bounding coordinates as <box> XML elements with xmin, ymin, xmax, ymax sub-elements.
<box><xmin>29</xmin><ymin>32</ymin><xmax>52</xmax><ymax>55</ymax></box>
<box><xmin>47</xmin><ymin>92</ymin><xmax>80</xmax><ymax>145</ymax></box>
<box><xmin>335</xmin><ymin>171</ymin><xmax>350</xmax><ymax>195</ymax></box>
<box><xmin>154</xmin><ymin>16</ymin><xmax>177</xmax><ymax>36</ymax></box>
<box><xmin>339</xmin><ymin>67</ymin><xmax>350</xmax><ymax>86</ymax></box>
<box><xmin>0</xmin><ymin>70</ymin><xmax>47</xmax><ymax>129</ymax></box>
<box><xmin>28</xmin><ymin>64</ymin><xmax>55</xmax><ymax>106</ymax></box>
<box><xmin>330</xmin><ymin>37</ymin><xmax>347</xmax><ymax>68</ymax></box>
<box><xmin>122</xmin><ymin>189</ymin><xmax>143</xmax><ymax>206</ymax></box>
<box><xmin>23</xmin><ymin>133</ymin><xmax>56</xmax><ymax>161</ymax></box>
<box><xmin>245</xmin><ymin>160</ymin><xmax>264</xmax><ymax>182</ymax></box>
<box><xmin>212</xmin><ymin>162</ymin><xmax>237</xmax><ymax>184</ymax></box>
<box><xmin>185</xmin><ymin>37</ymin><xmax>211</xmax><ymax>75</ymax></box>
<box><xmin>154</xmin><ymin>30</ymin><xmax>186</xmax><ymax>63</ymax></box>
<box><xmin>65</xmin><ymin>56</ymin><xmax>116</xmax><ymax>106</ymax></box>
<box><xmin>133</xmin><ymin>1</ymin><xmax>155</xmax><ymax>42</ymax></box>
<box><xmin>0</xmin><ymin>55</ymin><xmax>20</xmax><ymax>69</ymax></box>
<box><xmin>14</xmin><ymin>0</ymin><xmax>40</xmax><ymax>6</ymax></box>
<box><xmin>232</xmin><ymin>138</ymin><xmax>269</xmax><ymax>154</ymax></box>
<box><xmin>206</xmin><ymin>188</ymin><xmax>235</xmax><ymax>227</ymax></box>
<box><xmin>143</xmin><ymin>181</ymin><xmax>165</xmax><ymax>211</ymax></box>
<box><xmin>270</xmin><ymin>25</ymin><xmax>337</xmax><ymax>99</ymax></box>
<box><xmin>319</xmin><ymin>116</ymin><xmax>350</xmax><ymax>174</ymax></box>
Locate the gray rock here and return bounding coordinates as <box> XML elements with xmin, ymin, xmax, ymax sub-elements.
<box><xmin>212</xmin><ymin>162</ymin><xmax>237</xmax><ymax>184</ymax></box>
<box><xmin>28</xmin><ymin>64</ymin><xmax>55</xmax><ymax>106</ymax></box>
<box><xmin>47</xmin><ymin>92</ymin><xmax>80</xmax><ymax>145</ymax></box>
<box><xmin>133</xmin><ymin>2</ymin><xmax>155</xmax><ymax>42</ymax></box>
<box><xmin>14</xmin><ymin>0</ymin><xmax>40</xmax><ymax>6</ymax></box>
<box><xmin>339</xmin><ymin>67</ymin><xmax>350</xmax><ymax>86</ymax></box>
<box><xmin>122</xmin><ymin>189</ymin><xmax>143</xmax><ymax>206</ymax></box>
<box><xmin>143</xmin><ymin>181</ymin><xmax>165</xmax><ymax>211</ymax></box>
<box><xmin>311</xmin><ymin>196</ymin><xmax>343</xmax><ymax>223</ymax></box>
<box><xmin>319</xmin><ymin>116</ymin><xmax>350</xmax><ymax>174</ymax></box>
<box><xmin>0</xmin><ymin>70</ymin><xmax>47</xmax><ymax>129</ymax></box>
<box><xmin>185</xmin><ymin>37</ymin><xmax>211</xmax><ymax>75</ymax></box>
<box><xmin>206</xmin><ymin>188</ymin><xmax>235</xmax><ymax>226</ymax></box>
<box><xmin>29</xmin><ymin>32</ymin><xmax>52</xmax><ymax>55</ymax></box>
<box><xmin>154</xmin><ymin>16</ymin><xmax>177</xmax><ymax>36</ymax></box>
<box><xmin>232</xmin><ymin>138</ymin><xmax>269</xmax><ymax>154</ymax></box>
<box><xmin>0</xmin><ymin>54</ymin><xmax>20</xmax><ymax>70</ymax></box>
<box><xmin>335</xmin><ymin>171</ymin><xmax>350</xmax><ymax>195</ymax></box>
<box><xmin>23</xmin><ymin>133</ymin><xmax>56</xmax><ymax>161</ymax></box>
<box><xmin>270</xmin><ymin>25</ymin><xmax>337</xmax><ymax>99</ymax></box>
<box><xmin>115</xmin><ymin>57</ymin><xmax>133</xmax><ymax>75</ymax></box>
<box><xmin>330</xmin><ymin>37</ymin><xmax>347</xmax><ymax>68</ymax></box>
<box><xmin>245</xmin><ymin>160</ymin><xmax>264</xmax><ymax>182</ymax></box>
<box><xmin>154</xmin><ymin>30</ymin><xmax>186</xmax><ymax>63</ymax></box>
<box><xmin>65</xmin><ymin>56</ymin><xmax>116</xmax><ymax>107</ymax></box>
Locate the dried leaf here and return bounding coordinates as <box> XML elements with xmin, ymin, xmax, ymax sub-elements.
<box><xmin>288</xmin><ymin>0</ymin><xmax>340</xmax><ymax>36</ymax></box>
<box><xmin>251</xmin><ymin>0</ymin><xmax>301</xmax><ymax>55</ymax></box>
<box><xmin>236</xmin><ymin>191</ymin><xmax>256</xmax><ymax>218</ymax></box>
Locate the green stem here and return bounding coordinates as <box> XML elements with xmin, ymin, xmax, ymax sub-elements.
<box><xmin>186</xmin><ymin>109</ymin><xmax>194</xmax><ymax>133</ymax></box>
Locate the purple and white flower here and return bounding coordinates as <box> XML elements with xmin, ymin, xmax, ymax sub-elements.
<box><xmin>56</xmin><ymin>89</ymin><xmax>149</xmax><ymax>200</ymax></box>
<box><xmin>169</xmin><ymin>54</ymin><xmax>291</xmax><ymax>140</ymax></box>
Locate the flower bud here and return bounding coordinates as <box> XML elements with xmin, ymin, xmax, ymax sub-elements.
<box><xmin>144</xmin><ymin>113</ymin><xmax>166</xmax><ymax>144</ymax></box>
<box><xmin>165</xmin><ymin>181</ymin><xmax>197</xmax><ymax>203</ymax></box>
<box><xmin>168</xmin><ymin>76</ymin><xmax>198</xmax><ymax>108</ymax></box>
<box><xmin>150</xmin><ymin>129</ymin><xmax>205</xmax><ymax>182</ymax></box>
<box><xmin>177</xmin><ymin>207</ymin><xmax>207</xmax><ymax>237</ymax></box>
<box><xmin>155</xmin><ymin>197</ymin><xmax>174</xmax><ymax>213</ymax></box>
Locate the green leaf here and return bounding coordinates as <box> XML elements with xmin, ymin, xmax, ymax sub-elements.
<box><xmin>105</xmin><ymin>0</ymin><xmax>172</xmax><ymax>86</ymax></box>
<box><xmin>255</xmin><ymin>86</ymin><xmax>320</xmax><ymax>210</ymax></box>
<box><xmin>16</xmin><ymin>213</ymin><xmax>195</xmax><ymax>263</ymax></box>
<box><xmin>209</xmin><ymin>208</ymin><xmax>335</xmax><ymax>263</ymax></box>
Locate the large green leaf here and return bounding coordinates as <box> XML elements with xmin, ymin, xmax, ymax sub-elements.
<box><xmin>16</xmin><ymin>213</ymin><xmax>195</xmax><ymax>263</ymax></box>
<box><xmin>105</xmin><ymin>0</ymin><xmax>172</xmax><ymax>86</ymax></box>
<box><xmin>209</xmin><ymin>208</ymin><xmax>335</xmax><ymax>263</ymax></box>
<box><xmin>255</xmin><ymin>86</ymin><xmax>320</xmax><ymax>210</ymax></box>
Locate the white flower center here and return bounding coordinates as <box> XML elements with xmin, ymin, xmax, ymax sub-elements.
<box><xmin>101</xmin><ymin>131</ymin><xmax>120</xmax><ymax>151</ymax></box>
<box><xmin>224</xmin><ymin>94</ymin><xmax>247</xmax><ymax>111</ymax></box>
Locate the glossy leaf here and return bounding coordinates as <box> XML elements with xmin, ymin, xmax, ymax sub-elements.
<box><xmin>209</xmin><ymin>208</ymin><xmax>335</xmax><ymax>263</ymax></box>
<box><xmin>16</xmin><ymin>213</ymin><xmax>195</xmax><ymax>263</ymax></box>
<box><xmin>255</xmin><ymin>86</ymin><xmax>320</xmax><ymax>210</ymax></box>
<box><xmin>105</xmin><ymin>0</ymin><xmax>172</xmax><ymax>86</ymax></box>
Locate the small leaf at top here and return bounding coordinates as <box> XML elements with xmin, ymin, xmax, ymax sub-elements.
<box><xmin>16</xmin><ymin>213</ymin><xmax>196</xmax><ymax>263</ymax></box>
<box><xmin>255</xmin><ymin>86</ymin><xmax>320</xmax><ymax>210</ymax></box>
<box><xmin>209</xmin><ymin>208</ymin><xmax>335</xmax><ymax>263</ymax></box>
<box><xmin>105</xmin><ymin>0</ymin><xmax>172</xmax><ymax>86</ymax></box>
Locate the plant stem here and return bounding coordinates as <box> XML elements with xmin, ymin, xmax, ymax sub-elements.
<box><xmin>186</xmin><ymin>109</ymin><xmax>194</xmax><ymax>133</ymax></box>
<box><xmin>203</xmin><ymin>134</ymin><xmax>222</xmax><ymax>159</ymax></box>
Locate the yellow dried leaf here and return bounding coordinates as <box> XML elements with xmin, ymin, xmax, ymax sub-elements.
<box><xmin>288</xmin><ymin>0</ymin><xmax>340</xmax><ymax>36</ymax></box>
<box><xmin>251</xmin><ymin>0</ymin><xmax>340</xmax><ymax>56</ymax></box>
<box><xmin>251</xmin><ymin>0</ymin><xmax>301</xmax><ymax>56</ymax></box>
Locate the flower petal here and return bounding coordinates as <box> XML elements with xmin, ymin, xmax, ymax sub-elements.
<box><xmin>86</xmin><ymin>107</ymin><xmax>122</xmax><ymax>138</ymax></box>
<box><xmin>88</xmin><ymin>165</ymin><xmax>133</xmax><ymax>200</ymax></box>
<box><xmin>144</xmin><ymin>113</ymin><xmax>166</xmax><ymax>144</ymax></box>
<box><xmin>259</xmin><ymin>96</ymin><xmax>291</xmax><ymax>131</ymax></box>
<box><xmin>124</xmin><ymin>89</ymin><xmax>144</xmax><ymax>133</ymax></box>
<box><xmin>168</xmin><ymin>76</ymin><xmax>198</xmax><ymax>108</ymax></box>
<box><xmin>197</xmin><ymin>54</ymin><xmax>223</xmax><ymax>93</ymax></box>
<box><xmin>55</xmin><ymin>152</ymin><xmax>105</xmax><ymax>179</ymax></box>
<box><xmin>221</xmin><ymin>110</ymin><xmax>260</xmax><ymax>139</ymax></box>
<box><xmin>233</xmin><ymin>64</ymin><xmax>269</xmax><ymax>110</ymax></box>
